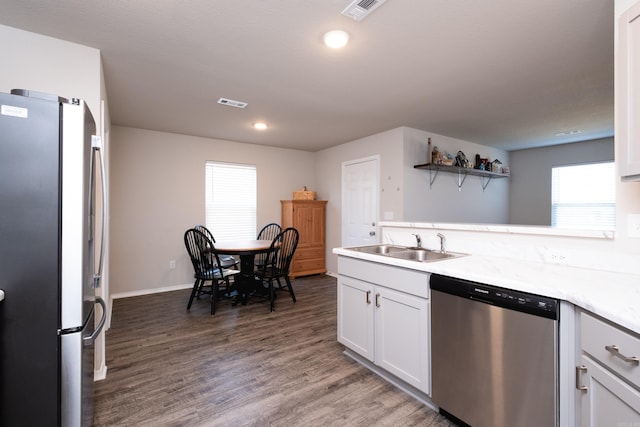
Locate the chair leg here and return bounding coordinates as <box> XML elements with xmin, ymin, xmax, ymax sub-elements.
<box><xmin>187</xmin><ymin>279</ymin><xmax>201</xmax><ymax>310</ymax></box>
<box><xmin>284</xmin><ymin>276</ymin><xmax>296</xmax><ymax>303</ymax></box>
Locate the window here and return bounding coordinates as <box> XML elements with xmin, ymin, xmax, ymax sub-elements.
<box><xmin>205</xmin><ymin>161</ymin><xmax>256</xmax><ymax>240</ymax></box>
<box><xmin>551</xmin><ymin>162</ymin><xmax>615</xmax><ymax>230</ymax></box>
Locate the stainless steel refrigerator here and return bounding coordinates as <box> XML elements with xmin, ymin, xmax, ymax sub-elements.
<box><xmin>0</xmin><ymin>89</ymin><xmax>106</xmax><ymax>426</ymax></box>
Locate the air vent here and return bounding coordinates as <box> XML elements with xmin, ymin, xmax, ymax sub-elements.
<box><xmin>341</xmin><ymin>0</ymin><xmax>387</xmax><ymax>21</ymax></box>
<box><xmin>217</xmin><ymin>97</ymin><xmax>248</xmax><ymax>109</ymax></box>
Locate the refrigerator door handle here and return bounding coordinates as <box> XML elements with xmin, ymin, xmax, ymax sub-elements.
<box><xmin>91</xmin><ymin>135</ymin><xmax>107</xmax><ymax>288</ymax></box>
<box><xmin>83</xmin><ymin>297</ymin><xmax>106</xmax><ymax>346</ymax></box>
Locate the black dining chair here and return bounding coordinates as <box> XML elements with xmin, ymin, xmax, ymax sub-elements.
<box><xmin>194</xmin><ymin>224</ymin><xmax>239</xmax><ymax>269</ymax></box>
<box><xmin>254</xmin><ymin>223</ymin><xmax>282</xmax><ymax>268</ymax></box>
<box><xmin>184</xmin><ymin>228</ymin><xmax>239</xmax><ymax>315</ymax></box>
<box><xmin>255</xmin><ymin>227</ymin><xmax>299</xmax><ymax>312</ymax></box>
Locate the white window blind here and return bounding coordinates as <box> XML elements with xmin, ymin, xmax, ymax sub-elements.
<box><xmin>551</xmin><ymin>162</ymin><xmax>615</xmax><ymax>230</ymax></box>
<box><xmin>205</xmin><ymin>161</ymin><xmax>256</xmax><ymax>240</ymax></box>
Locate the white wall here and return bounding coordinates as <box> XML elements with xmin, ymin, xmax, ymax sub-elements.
<box><xmin>403</xmin><ymin>127</ymin><xmax>509</xmax><ymax>223</ymax></box>
<box><xmin>315</xmin><ymin>127</ymin><xmax>406</xmax><ymax>275</ymax></box>
<box><xmin>0</xmin><ymin>25</ymin><xmax>102</xmax><ymax>130</ymax></box>
<box><xmin>109</xmin><ymin>126</ymin><xmax>316</xmax><ymax>296</ymax></box>
<box><xmin>316</xmin><ymin>126</ymin><xmax>510</xmax><ymax>275</ymax></box>
<box><xmin>509</xmin><ymin>138</ymin><xmax>615</xmax><ymax>225</ymax></box>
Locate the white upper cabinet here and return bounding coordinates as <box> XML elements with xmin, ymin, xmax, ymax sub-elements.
<box><xmin>618</xmin><ymin>1</ymin><xmax>640</xmax><ymax>180</ymax></box>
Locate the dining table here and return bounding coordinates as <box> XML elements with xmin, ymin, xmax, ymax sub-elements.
<box><xmin>213</xmin><ymin>239</ymin><xmax>275</xmax><ymax>305</ymax></box>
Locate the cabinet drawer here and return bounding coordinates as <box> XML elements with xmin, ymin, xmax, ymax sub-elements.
<box><xmin>295</xmin><ymin>247</ymin><xmax>324</xmax><ymax>259</ymax></box>
<box><xmin>581</xmin><ymin>312</ymin><xmax>640</xmax><ymax>387</ymax></box>
<box><xmin>293</xmin><ymin>257</ymin><xmax>324</xmax><ymax>272</ymax></box>
<box><xmin>338</xmin><ymin>256</ymin><xmax>429</xmax><ymax>298</ymax></box>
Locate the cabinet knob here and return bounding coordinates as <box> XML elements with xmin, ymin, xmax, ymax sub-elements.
<box><xmin>369</xmin><ymin>231</ymin><xmax>376</xmax><ymax>236</ymax></box>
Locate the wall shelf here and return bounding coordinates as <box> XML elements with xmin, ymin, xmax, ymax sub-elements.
<box><xmin>414</xmin><ymin>163</ymin><xmax>510</xmax><ymax>191</ymax></box>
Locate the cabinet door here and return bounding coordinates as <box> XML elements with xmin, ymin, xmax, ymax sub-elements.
<box><xmin>618</xmin><ymin>1</ymin><xmax>640</xmax><ymax>180</ymax></box>
<box><xmin>579</xmin><ymin>355</ymin><xmax>640</xmax><ymax>426</ymax></box>
<box><xmin>375</xmin><ymin>287</ymin><xmax>430</xmax><ymax>394</ymax></box>
<box><xmin>337</xmin><ymin>276</ymin><xmax>374</xmax><ymax>361</ymax></box>
<box><xmin>292</xmin><ymin>202</ymin><xmax>325</xmax><ymax>248</ymax></box>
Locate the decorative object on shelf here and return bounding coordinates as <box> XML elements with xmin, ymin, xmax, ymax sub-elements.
<box><xmin>293</xmin><ymin>186</ymin><xmax>317</xmax><ymax>200</ymax></box>
<box><xmin>432</xmin><ymin>145</ymin><xmax>442</xmax><ymax>164</ymax></box>
<box><xmin>427</xmin><ymin>137</ymin><xmax>433</xmax><ymax>163</ymax></box>
<box><xmin>455</xmin><ymin>151</ymin><xmax>467</xmax><ymax>167</ymax></box>
<box><xmin>492</xmin><ymin>159</ymin><xmax>503</xmax><ymax>173</ymax></box>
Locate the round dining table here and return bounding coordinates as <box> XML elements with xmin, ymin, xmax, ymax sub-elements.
<box><xmin>213</xmin><ymin>239</ymin><xmax>275</xmax><ymax>305</ymax></box>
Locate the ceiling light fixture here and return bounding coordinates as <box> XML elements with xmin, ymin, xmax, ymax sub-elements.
<box><xmin>323</xmin><ymin>30</ymin><xmax>350</xmax><ymax>49</ymax></box>
<box><xmin>253</xmin><ymin>122</ymin><xmax>268</xmax><ymax>130</ymax></box>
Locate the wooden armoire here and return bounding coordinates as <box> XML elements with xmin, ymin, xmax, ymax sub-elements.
<box><xmin>281</xmin><ymin>200</ymin><xmax>327</xmax><ymax>278</ymax></box>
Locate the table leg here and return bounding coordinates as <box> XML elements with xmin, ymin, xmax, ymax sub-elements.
<box><xmin>234</xmin><ymin>254</ymin><xmax>257</xmax><ymax>305</ymax></box>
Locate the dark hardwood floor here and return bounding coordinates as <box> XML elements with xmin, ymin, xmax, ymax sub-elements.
<box><xmin>94</xmin><ymin>274</ymin><xmax>454</xmax><ymax>426</ymax></box>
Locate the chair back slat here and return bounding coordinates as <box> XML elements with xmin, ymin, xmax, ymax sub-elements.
<box><xmin>184</xmin><ymin>228</ymin><xmax>226</xmax><ymax>279</ymax></box>
<box><xmin>272</xmin><ymin>227</ymin><xmax>299</xmax><ymax>274</ymax></box>
<box><xmin>256</xmin><ymin>223</ymin><xmax>282</xmax><ymax>266</ymax></box>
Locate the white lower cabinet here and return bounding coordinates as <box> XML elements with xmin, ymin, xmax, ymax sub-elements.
<box><xmin>337</xmin><ymin>257</ymin><xmax>430</xmax><ymax>394</ymax></box>
<box><xmin>577</xmin><ymin>311</ymin><xmax>640</xmax><ymax>425</ymax></box>
<box><xmin>578</xmin><ymin>355</ymin><xmax>640</xmax><ymax>426</ymax></box>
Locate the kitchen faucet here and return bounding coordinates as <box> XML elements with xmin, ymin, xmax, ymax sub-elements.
<box><xmin>412</xmin><ymin>233</ymin><xmax>422</xmax><ymax>248</ymax></box>
<box><xmin>437</xmin><ymin>233</ymin><xmax>446</xmax><ymax>253</ymax></box>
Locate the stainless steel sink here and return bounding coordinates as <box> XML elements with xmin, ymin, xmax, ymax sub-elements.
<box><xmin>346</xmin><ymin>244</ymin><xmax>465</xmax><ymax>262</ymax></box>
<box><xmin>388</xmin><ymin>249</ymin><xmax>458</xmax><ymax>262</ymax></box>
<box><xmin>348</xmin><ymin>244</ymin><xmax>407</xmax><ymax>255</ymax></box>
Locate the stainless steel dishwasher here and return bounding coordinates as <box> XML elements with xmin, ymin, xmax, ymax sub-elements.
<box><xmin>430</xmin><ymin>274</ymin><xmax>559</xmax><ymax>427</ymax></box>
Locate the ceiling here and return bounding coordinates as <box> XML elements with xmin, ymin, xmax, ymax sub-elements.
<box><xmin>0</xmin><ymin>0</ymin><xmax>614</xmax><ymax>152</ymax></box>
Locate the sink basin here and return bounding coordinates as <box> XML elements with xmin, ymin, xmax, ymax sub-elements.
<box><xmin>348</xmin><ymin>244</ymin><xmax>407</xmax><ymax>255</ymax></box>
<box><xmin>389</xmin><ymin>249</ymin><xmax>458</xmax><ymax>262</ymax></box>
<box><xmin>346</xmin><ymin>245</ymin><xmax>466</xmax><ymax>263</ymax></box>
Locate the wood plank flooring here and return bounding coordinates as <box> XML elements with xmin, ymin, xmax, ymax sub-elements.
<box><xmin>93</xmin><ymin>275</ymin><xmax>455</xmax><ymax>427</ymax></box>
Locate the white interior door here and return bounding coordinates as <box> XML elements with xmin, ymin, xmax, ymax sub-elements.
<box><xmin>342</xmin><ymin>156</ymin><xmax>379</xmax><ymax>247</ymax></box>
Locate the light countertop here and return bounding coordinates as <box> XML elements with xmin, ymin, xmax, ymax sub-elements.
<box><xmin>333</xmin><ymin>247</ymin><xmax>640</xmax><ymax>335</ymax></box>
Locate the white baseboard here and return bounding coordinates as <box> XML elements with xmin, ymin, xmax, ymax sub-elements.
<box><xmin>94</xmin><ymin>365</ymin><xmax>108</xmax><ymax>382</ymax></box>
<box><xmin>111</xmin><ymin>283</ymin><xmax>192</xmax><ymax>300</ymax></box>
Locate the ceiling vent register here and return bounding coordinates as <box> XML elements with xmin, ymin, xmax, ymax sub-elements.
<box><xmin>341</xmin><ymin>0</ymin><xmax>387</xmax><ymax>21</ymax></box>
<box><xmin>217</xmin><ymin>98</ymin><xmax>248</xmax><ymax>109</ymax></box>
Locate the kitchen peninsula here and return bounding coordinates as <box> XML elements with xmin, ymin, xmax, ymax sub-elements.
<box><xmin>333</xmin><ymin>221</ymin><xmax>640</xmax><ymax>426</ymax></box>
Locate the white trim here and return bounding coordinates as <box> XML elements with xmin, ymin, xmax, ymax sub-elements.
<box><xmin>111</xmin><ymin>283</ymin><xmax>192</xmax><ymax>300</ymax></box>
<box><xmin>94</xmin><ymin>365</ymin><xmax>108</xmax><ymax>382</ymax></box>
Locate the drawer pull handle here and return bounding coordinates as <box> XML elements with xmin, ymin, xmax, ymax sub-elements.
<box><xmin>366</xmin><ymin>290</ymin><xmax>371</xmax><ymax>305</ymax></box>
<box><xmin>575</xmin><ymin>365</ymin><xmax>588</xmax><ymax>392</ymax></box>
<box><xmin>605</xmin><ymin>345</ymin><xmax>640</xmax><ymax>366</ymax></box>
<box><xmin>375</xmin><ymin>293</ymin><xmax>380</xmax><ymax>308</ymax></box>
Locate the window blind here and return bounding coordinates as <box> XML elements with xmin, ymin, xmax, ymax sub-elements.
<box><xmin>205</xmin><ymin>161</ymin><xmax>257</xmax><ymax>240</ymax></box>
<box><xmin>551</xmin><ymin>162</ymin><xmax>615</xmax><ymax>230</ymax></box>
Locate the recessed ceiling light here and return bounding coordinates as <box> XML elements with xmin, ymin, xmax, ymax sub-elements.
<box><xmin>323</xmin><ymin>30</ymin><xmax>350</xmax><ymax>49</ymax></box>
<box><xmin>253</xmin><ymin>122</ymin><xmax>268</xmax><ymax>130</ymax></box>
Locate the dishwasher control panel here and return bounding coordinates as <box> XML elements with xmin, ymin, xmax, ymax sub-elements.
<box><xmin>431</xmin><ymin>274</ymin><xmax>558</xmax><ymax>320</ymax></box>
